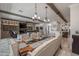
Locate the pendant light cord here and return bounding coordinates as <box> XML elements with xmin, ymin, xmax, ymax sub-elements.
<box><xmin>35</xmin><ymin>3</ymin><xmax>37</xmax><ymax>15</ymax></box>
<box><xmin>45</xmin><ymin>6</ymin><xmax>47</xmax><ymax>20</ymax></box>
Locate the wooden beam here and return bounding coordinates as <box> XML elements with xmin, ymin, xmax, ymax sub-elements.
<box><xmin>47</xmin><ymin>3</ymin><xmax>67</xmax><ymax>23</ymax></box>
<box><xmin>1</xmin><ymin>17</ymin><xmax>40</xmax><ymax>24</ymax></box>
<box><xmin>0</xmin><ymin>10</ymin><xmax>45</xmax><ymax>23</ymax></box>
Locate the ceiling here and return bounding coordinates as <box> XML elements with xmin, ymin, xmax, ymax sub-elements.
<box><xmin>54</xmin><ymin>3</ymin><xmax>73</xmax><ymax>22</ymax></box>
<box><xmin>0</xmin><ymin>3</ymin><xmax>74</xmax><ymax>23</ymax></box>
<box><xmin>0</xmin><ymin>3</ymin><xmax>64</xmax><ymax>23</ymax></box>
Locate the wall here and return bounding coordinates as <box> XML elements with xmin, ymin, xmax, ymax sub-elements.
<box><xmin>70</xmin><ymin>4</ymin><xmax>79</xmax><ymax>35</ymax></box>
<box><xmin>70</xmin><ymin>4</ymin><xmax>79</xmax><ymax>49</ymax></box>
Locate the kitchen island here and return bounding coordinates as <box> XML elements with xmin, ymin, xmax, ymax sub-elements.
<box><xmin>0</xmin><ymin>32</ymin><xmax>61</xmax><ymax>56</ymax></box>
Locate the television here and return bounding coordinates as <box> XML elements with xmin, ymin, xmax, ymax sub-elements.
<box><xmin>20</xmin><ymin>23</ymin><xmax>26</xmax><ymax>28</ymax></box>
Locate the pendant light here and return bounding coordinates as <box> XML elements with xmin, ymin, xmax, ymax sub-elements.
<box><xmin>44</xmin><ymin>6</ymin><xmax>50</xmax><ymax>22</ymax></box>
<box><xmin>32</xmin><ymin>3</ymin><xmax>40</xmax><ymax>21</ymax></box>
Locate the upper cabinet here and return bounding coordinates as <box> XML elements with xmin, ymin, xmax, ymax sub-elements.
<box><xmin>2</xmin><ymin>20</ymin><xmax>19</xmax><ymax>26</ymax></box>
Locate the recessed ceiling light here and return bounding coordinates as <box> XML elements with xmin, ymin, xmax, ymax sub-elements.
<box><xmin>19</xmin><ymin>10</ymin><xmax>23</xmax><ymax>12</ymax></box>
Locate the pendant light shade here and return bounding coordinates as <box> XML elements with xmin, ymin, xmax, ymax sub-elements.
<box><xmin>44</xmin><ymin>6</ymin><xmax>50</xmax><ymax>22</ymax></box>
<box><xmin>32</xmin><ymin>3</ymin><xmax>41</xmax><ymax>21</ymax></box>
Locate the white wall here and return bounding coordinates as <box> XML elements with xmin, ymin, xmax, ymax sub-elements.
<box><xmin>70</xmin><ymin>4</ymin><xmax>79</xmax><ymax>49</ymax></box>
<box><xmin>70</xmin><ymin>4</ymin><xmax>79</xmax><ymax>35</ymax></box>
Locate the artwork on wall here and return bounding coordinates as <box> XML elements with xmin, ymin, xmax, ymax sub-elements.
<box><xmin>61</xmin><ymin>23</ymin><xmax>70</xmax><ymax>32</ymax></box>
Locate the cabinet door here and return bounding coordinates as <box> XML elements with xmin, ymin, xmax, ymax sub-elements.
<box><xmin>2</xmin><ymin>20</ymin><xmax>8</xmax><ymax>25</ymax></box>
<box><xmin>72</xmin><ymin>35</ymin><xmax>79</xmax><ymax>54</ymax></box>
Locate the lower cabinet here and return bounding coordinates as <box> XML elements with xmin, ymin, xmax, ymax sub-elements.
<box><xmin>72</xmin><ymin>35</ymin><xmax>79</xmax><ymax>54</ymax></box>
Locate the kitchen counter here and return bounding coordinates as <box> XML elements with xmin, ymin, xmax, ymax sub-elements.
<box><xmin>28</xmin><ymin>32</ymin><xmax>61</xmax><ymax>56</ymax></box>
<box><xmin>0</xmin><ymin>32</ymin><xmax>60</xmax><ymax>56</ymax></box>
<box><xmin>29</xmin><ymin>37</ymin><xmax>53</xmax><ymax>49</ymax></box>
